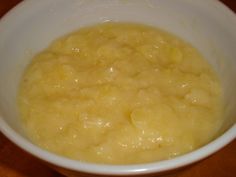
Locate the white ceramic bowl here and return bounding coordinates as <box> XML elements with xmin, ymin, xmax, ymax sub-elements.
<box><xmin>0</xmin><ymin>0</ymin><xmax>235</xmax><ymax>176</ymax></box>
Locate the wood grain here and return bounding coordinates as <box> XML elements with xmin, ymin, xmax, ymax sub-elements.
<box><xmin>0</xmin><ymin>0</ymin><xmax>235</xmax><ymax>177</ymax></box>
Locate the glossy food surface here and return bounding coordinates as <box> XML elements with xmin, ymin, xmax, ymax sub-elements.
<box><xmin>18</xmin><ymin>23</ymin><xmax>223</xmax><ymax>164</ymax></box>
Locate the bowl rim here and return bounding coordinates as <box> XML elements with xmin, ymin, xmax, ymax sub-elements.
<box><xmin>0</xmin><ymin>0</ymin><xmax>236</xmax><ymax>175</ymax></box>
<box><xmin>0</xmin><ymin>118</ymin><xmax>235</xmax><ymax>175</ymax></box>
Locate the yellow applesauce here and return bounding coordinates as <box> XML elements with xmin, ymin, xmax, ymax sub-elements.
<box><xmin>18</xmin><ymin>22</ymin><xmax>223</xmax><ymax>164</ymax></box>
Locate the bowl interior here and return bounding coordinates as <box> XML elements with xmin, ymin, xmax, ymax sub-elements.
<box><xmin>0</xmin><ymin>0</ymin><xmax>235</xmax><ymax>175</ymax></box>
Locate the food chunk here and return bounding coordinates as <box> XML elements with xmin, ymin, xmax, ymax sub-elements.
<box><xmin>18</xmin><ymin>22</ymin><xmax>223</xmax><ymax>164</ymax></box>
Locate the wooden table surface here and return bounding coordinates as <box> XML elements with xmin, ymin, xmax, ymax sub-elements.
<box><xmin>0</xmin><ymin>0</ymin><xmax>236</xmax><ymax>177</ymax></box>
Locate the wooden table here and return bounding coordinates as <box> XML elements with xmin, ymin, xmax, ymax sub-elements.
<box><xmin>0</xmin><ymin>1</ymin><xmax>235</xmax><ymax>177</ymax></box>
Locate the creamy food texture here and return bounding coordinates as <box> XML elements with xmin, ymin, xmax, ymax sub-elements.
<box><xmin>18</xmin><ymin>23</ymin><xmax>223</xmax><ymax>164</ymax></box>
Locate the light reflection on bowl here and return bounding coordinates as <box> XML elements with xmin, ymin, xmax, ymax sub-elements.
<box><xmin>0</xmin><ymin>0</ymin><xmax>235</xmax><ymax>176</ymax></box>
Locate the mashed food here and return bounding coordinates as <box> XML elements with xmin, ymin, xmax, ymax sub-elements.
<box><xmin>18</xmin><ymin>23</ymin><xmax>223</xmax><ymax>164</ymax></box>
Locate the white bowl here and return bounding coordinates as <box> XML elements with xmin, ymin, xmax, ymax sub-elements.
<box><xmin>0</xmin><ymin>0</ymin><xmax>235</xmax><ymax>176</ymax></box>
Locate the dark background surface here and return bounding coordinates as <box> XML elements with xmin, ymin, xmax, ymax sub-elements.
<box><xmin>0</xmin><ymin>0</ymin><xmax>236</xmax><ymax>177</ymax></box>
